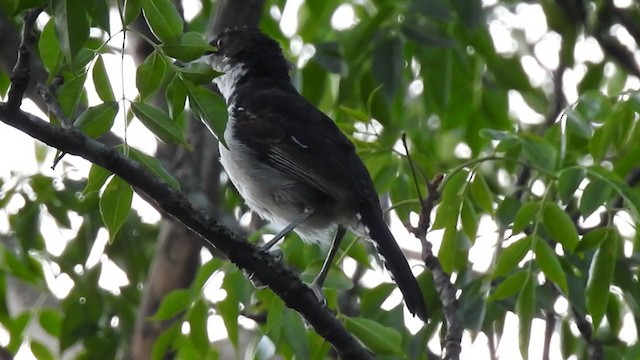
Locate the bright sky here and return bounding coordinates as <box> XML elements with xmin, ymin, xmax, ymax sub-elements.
<box><xmin>0</xmin><ymin>0</ymin><xmax>639</xmax><ymax>359</ymax></box>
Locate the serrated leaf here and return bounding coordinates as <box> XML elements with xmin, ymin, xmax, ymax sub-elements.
<box><xmin>579</xmin><ymin>179</ymin><xmax>611</xmax><ymax>218</ymax></box>
<box><xmin>586</xmin><ymin>230</ymin><xmax>618</xmax><ymax>330</ymax></box>
<box><xmin>558</xmin><ymin>167</ymin><xmax>585</xmax><ymax>203</ymax></box>
<box><xmin>186</xmin><ymin>85</ymin><xmax>228</xmax><ymax>148</ymax></box>
<box><xmin>178</xmin><ymin>62</ymin><xmax>221</xmax><ymax>85</ymax></box>
<box><xmin>136</xmin><ymin>51</ymin><xmax>166</xmax><ymax>99</ymax></box>
<box><xmin>52</xmin><ymin>0</ymin><xmax>89</xmax><ymax>61</ymax></box>
<box><xmin>516</xmin><ymin>274</ymin><xmax>535</xmax><ymax>360</ymax></box>
<box><xmin>99</xmin><ymin>175</ymin><xmax>132</xmax><ymax>242</ymax></box>
<box><xmin>470</xmin><ymin>173</ymin><xmax>493</xmax><ymax>214</ymax></box>
<box><xmin>344</xmin><ymin>316</ymin><xmax>403</xmax><ymax>355</ymax></box>
<box><xmin>163</xmin><ymin>32</ymin><xmax>216</xmax><ymax>61</ymax></box>
<box><xmin>92</xmin><ymin>55</ymin><xmax>116</xmax><ymax>102</ymax></box>
<box><xmin>128</xmin><ymin>147</ymin><xmax>180</xmax><ymax>189</ymax></box>
<box><xmin>141</xmin><ymin>0</ymin><xmax>183</xmax><ymax>43</ymax></box>
<box><xmin>149</xmin><ymin>289</ymin><xmax>191</xmax><ymax>321</ymax></box>
<box><xmin>493</xmin><ymin>236</ymin><xmax>533</xmax><ymax>278</ymax></box>
<box><xmin>489</xmin><ymin>270</ymin><xmax>528</xmax><ymax>301</ymax></box>
<box><xmin>73</xmin><ymin>102</ymin><xmax>119</xmax><ymax>138</ymax></box>
<box><xmin>542</xmin><ymin>202</ymin><xmax>579</xmax><ymax>251</ymax></box>
<box><xmin>84</xmin><ymin>164</ymin><xmax>111</xmax><ymax>194</ymax></box>
<box><xmin>535</xmin><ymin>239</ymin><xmax>568</xmax><ymax>293</ymax></box>
<box><xmin>131</xmin><ymin>102</ymin><xmax>190</xmax><ymax>147</ymax></box>
<box><xmin>513</xmin><ymin>201</ymin><xmax>540</xmax><ymax>234</ymax></box>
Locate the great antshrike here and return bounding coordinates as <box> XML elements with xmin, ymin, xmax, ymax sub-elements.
<box><xmin>201</xmin><ymin>28</ymin><xmax>428</xmax><ymax>321</ymax></box>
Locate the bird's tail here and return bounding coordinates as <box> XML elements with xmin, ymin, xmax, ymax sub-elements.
<box><xmin>357</xmin><ymin>205</ymin><xmax>428</xmax><ymax>322</ymax></box>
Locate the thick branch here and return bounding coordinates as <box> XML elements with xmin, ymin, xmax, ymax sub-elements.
<box><xmin>0</xmin><ymin>106</ymin><xmax>372</xmax><ymax>359</ymax></box>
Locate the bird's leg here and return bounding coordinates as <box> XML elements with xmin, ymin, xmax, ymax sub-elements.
<box><xmin>261</xmin><ymin>206</ymin><xmax>315</xmax><ymax>252</ymax></box>
<box><xmin>247</xmin><ymin>207</ymin><xmax>314</xmax><ymax>288</ymax></box>
<box><xmin>310</xmin><ymin>226</ymin><xmax>346</xmax><ymax>305</ymax></box>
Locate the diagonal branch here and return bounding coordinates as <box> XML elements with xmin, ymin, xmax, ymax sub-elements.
<box><xmin>0</xmin><ymin>10</ymin><xmax>372</xmax><ymax>359</ymax></box>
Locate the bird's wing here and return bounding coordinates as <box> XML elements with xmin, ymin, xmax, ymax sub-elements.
<box><xmin>232</xmin><ymin>88</ymin><xmax>378</xmax><ymax>209</ymax></box>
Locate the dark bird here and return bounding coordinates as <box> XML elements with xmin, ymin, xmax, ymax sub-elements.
<box><xmin>202</xmin><ymin>28</ymin><xmax>427</xmax><ymax>322</ymax></box>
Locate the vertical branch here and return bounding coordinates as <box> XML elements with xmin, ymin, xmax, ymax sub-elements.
<box><xmin>6</xmin><ymin>8</ymin><xmax>42</xmax><ymax>110</ymax></box>
<box><xmin>542</xmin><ymin>312</ymin><xmax>556</xmax><ymax>360</ymax></box>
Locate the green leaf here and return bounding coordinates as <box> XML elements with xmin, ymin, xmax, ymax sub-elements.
<box><xmin>84</xmin><ymin>164</ymin><xmax>111</xmax><ymax>194</ymax></box>
<box><xmin>496</xmin><ymin>195</ymin><xmax>522</xmax><ymax>227</ymax></box>
<box><xmin>52</xmin><ymin>0</ymin><xmax>89</xmax><ymax>61</ymax></box>
<box><xmin>438</xmin><ymin>225</ymin><xmax>457</xmax><ymax>273</ymax></box>
<box><xmin>93</xmin><ymin>55</ymin><xmax>115</xmax><ymax>102</ymax></box>
<box><xmin>521</xmin><ymin>133</ymin><xmax>557</xmax><ymax>172</ymax></box>
<box><xmin>344</xmin><ymin>316</ymin><xmax>403</xmax><ymax>355</ymax></box>
<box><xmin>372</xmin><ymin>36</ymin><xmax>403</xmax><ymax>99</ymax></box>
<box><xmin>188</xmin><ymin>298</ymin><xmax>209</xmax><ymax>352</ymax></box>
<box><xmin>191</xmin><ymin>258</ymin><xmax>222</xmax><ymax>292</ymax></box>
<box><xmin>542</xmin><ymin>202</ymin><xmax>579</xmax><ymax>252</ymax></box>
<box><xmin>178</xmin><ymin>62</ymin><xmax>221</xmax><ymax>85</ymax></box>
<box><xmin>131</xmin><ymin>102</ymin><xmax>190</xmax><ymax>147</ymax></box>
<box><xmin>339</xmin><ymin>105</ymin><xmax>370</xmax><ymax>122</ymax></box>
<box><xmin>136</xmin><ymin>51</ymin><xmax>166</xmax><ymax>100</ymax></box>
<box><xmin>588</xmin><ymin>166</ymin><xmax>640</xmax><ymax>218</ymax></box>
<box><xmin>86</xmin><ymin>0</ymin><xmax>110</xmax><ymax>33</ymax></box>
<box><xmin>141</xmin><ymin>0</ymin><xmax>184</xmax><ymax>43</ymax></box>
<box><xmin>432</xmin><ymin>170</ymin><xmax>468</xmax><ymax>230</ymax></box>
<box><xmin>558</xmin><ymin>167</ymin><xmax>585</xmax><ymax>204</ymax></box>
<box><xmin>579</xmin><ymin>179</ymin><xmax>611</xmax><ymax>218</ymax></box>
<box><xmin>128</xmin><ymin>147</ymin><xmax>180</xmax><ymax>189</ymax></box>
<box><xmin>266</xmin><ymin>297</ymin><xmax>285</xmax><ymax>345</ymax></box>
<box><xmin>165</xmin><ymin>75</ymin><xmax>187</xmax><ymax>118</ymax></box>
<box><xmin>461</xmin><ymin>198</ymin><xmax>478</xmax><ymax>241</ymax></box>
<box><xmin>30</xmin><ymin>340</ymin><xmax>54</xmax><ymax>360</ymax></box>
<box><xmin>149</xmin><ymin>289</ymin><xmax>191</xmax><ymax>321</ymax></box>
<box><xmin>218</xmin><ymin>272</ymin><xmax>240</xmax><ymax>347</ymax></box>
<box><xmin>123</xmin><ymin>0</ymin><xmax>142</xmax><ymax>26</ymax></box>
<box><xmin>513</xmin><ymin>201</ymin><xmax>540</xmax><ymax>234</ymax></box>
<box><xmin>57</xmin><ymin>73</ymin><xmax>87</xmax><ymax>118</ymax></box>
<box><xmin>576</xmin><ymin>227</ymin><xmax>611</xmax><ymax>252</ymax></box>
<box><xmin>470</xmin><ymin>173</ymin><xmax>493</xmax><ymax>214</ymax></box>
<box><xmin>39</xmin><ymin>308</ymin><xmax>62</xmax><ymax>337</ymax></box>
<box><xmin>586</xmin><ymin>230</ymin><xmax>618</xmax><ymax>330</ymax></box>
<box><xmin>186</xmin><ymin>85</ymin><xmax>228</xmax><ymax>148</ymax></box>
<box><xmin>151</xmin><ymin>322</ymin><xmax>180</xmax><ymax>360</ymax></box>
<box><xmin>73</xmin><ymin>102</ymin><xmax>119</xmax><ymax>138</ymax></box>
<box><xmin>516</xmin><ymin>273</ymin><xmax>535</xmax><ymax>360</ymax></box>
<box><xmin>489</xmin><ymin>270</ymin><xmax>528</xmax><ymax>301</ymax></box>
<box><xmin>300</xmin><ymin>261</ymin><xmax>352</xmax><ymax>290</ymax></box>
<box><xmin>99</xmin><ymin>175</ymin><xmax>133</xmax><ymax>242</ymax></box>
<box><xmin>39</xmin><ymin>19</ymin><xmax>62</xmax><ymax>75</ymax></box>
<box><xmin>493</xmin><ymin>235</ymin><xmax>533</xmax><ymax>278</ymax></box>
<box><xmin>535</xmin><ymin>239</ymin><xmax>568</xmax><ymax>293</ymax></box>
<box><xmin>163</xmin><ymin>32</ymin><xmax>216</xmax><ymax>61</ymax></box>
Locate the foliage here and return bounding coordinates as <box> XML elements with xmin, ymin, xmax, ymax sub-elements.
<box><xmin>0</xmin><ymin>0</ymin><xmax>640</xmax><ymax>358</ymax></box>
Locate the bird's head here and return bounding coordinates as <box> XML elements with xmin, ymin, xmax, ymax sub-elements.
<box><xmin>206</xmin><ymin>28</ymin><xmax>290</xmax><ymax>81</ymax></box>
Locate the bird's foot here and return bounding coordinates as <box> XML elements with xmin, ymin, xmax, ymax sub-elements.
<box><xmin>245</xmin><ymin>248</ymin><xmax>284</xmax><ymax>289</ymax></box>
<box><xmin>309</xmin><ymin>282</ymin><xmax>328</xmax><ymax>308</ymax></box>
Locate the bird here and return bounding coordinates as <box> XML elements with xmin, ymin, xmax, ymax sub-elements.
<box><xmin>201</xmin><ymin>27</ymin><xmax>428</xmax><ymax>322</ymax></box>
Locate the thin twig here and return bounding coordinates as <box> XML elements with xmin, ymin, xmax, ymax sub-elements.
<box><xmin>542</xmin><ymin>312</ymin><xmax>556</xmax><ymax>360</ymax></box>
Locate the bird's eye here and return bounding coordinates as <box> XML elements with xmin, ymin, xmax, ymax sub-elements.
<box><xmin>216</xmin><ymin>36</ymin><xmax>227</xmax><ymax>48</ymax></box>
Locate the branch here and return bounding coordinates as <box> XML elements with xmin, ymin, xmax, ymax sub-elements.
<box><xmin>6</xmin><ymin>8</ymin><xmax>41</xmax><ymax>110</ymax></box>
<box><xmin>0</xmin><ymin>14</ymin><xmax>371</xmax><ymax>358</ymax></box>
